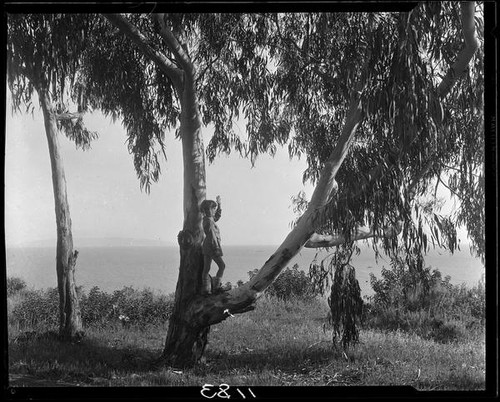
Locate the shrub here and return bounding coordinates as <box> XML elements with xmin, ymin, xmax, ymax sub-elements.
<box><xmin>10</xmin><ymin>285</ymin><xmax>175</xmax><ymax>331</ymax></box>
<box><xmin>7</xmin><ymin>277</ymin><xmax>27</xmax><ymax>297</ymax></box>
<box><xmin>80</xmin><ymin>286</ymin><xmax>174</xmax><ymax>327</ymax></box>
<box><xmin>80</xmin><ymin>286</ymin><xmax>115</xmax><ymax>326</ymax></box>
<box><xmin>10</xmin><ymin>288</ymin><xmax>59</xmax><ymax>330</ymax></box>
<box><xmin>364</xmin><ymin>257</ymin><xmax>485</xmax><ymax>342</ymax></box>
<box><xmin>427</xmin><ymin>319</ymin><xmax>466</xmax><ymax>344</ymax></box>
<box><xmin>248</xmin><ymin>264</ymin><xmax>319</xmax><ymax>301</ymax></box>
<box><xmin>110</xmin><ymin>287</ymin><xmax>173</xmax><ymax>325</ymax></box>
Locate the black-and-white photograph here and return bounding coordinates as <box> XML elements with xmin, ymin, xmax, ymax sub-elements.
<box><xmin>3</xmin><ymin>2</ymin><xmax>497</xmax><ymax>399</ymax></box>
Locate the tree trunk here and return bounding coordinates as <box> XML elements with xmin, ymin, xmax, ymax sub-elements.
<box><xmin>39</xmin><ymin>89</ymin><xmax>83</xmax><ymax>340</ymax></box>
<box><xmin>159</xmin><ymin>73</ymin><xmax>211</xmax><ymax>367</ymax></box>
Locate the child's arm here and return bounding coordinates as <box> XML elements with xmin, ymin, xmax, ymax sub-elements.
<box><xmin>214</xmin><ymin>195</ymin><xmax>222</xmax><ymax>222</ymax></box>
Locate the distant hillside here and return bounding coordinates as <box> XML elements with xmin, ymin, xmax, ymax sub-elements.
<box><xmin>10</xmin><ymin>237</ymin><xmax>173</xmax><ymax>248</ymax></box>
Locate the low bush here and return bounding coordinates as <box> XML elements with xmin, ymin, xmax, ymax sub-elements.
<box><xmin>8</xmin><ymin>281</ymin><xmax>175</xmax><ymax>330</ymax></box>
<box><xmin>7</xmin><ymin>277</ymin><xmax>27</xmax><ymax>297</ymax></box>
<box><xmin>364</xmin><ymin>257</ymin><xmax>485</xmax><ymax>342</ymax></box>
<box><xmin>79</xmin><ymin>286</ymin><xmax>115</xmax><ymax>326</ymax></box>
<box><xmin>80</xmin><ymin>286</ymin><xmax>174</xmax><ymax>327</ymax></box>
<box><xmin>10</xmin><ymin>287</ymin><xmax>59</xmax><ymax>330</ymax></box>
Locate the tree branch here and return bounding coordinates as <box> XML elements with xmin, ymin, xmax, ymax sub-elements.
<box><xmin>441</xmin><ymin>162</ymin><xmax>481</xmax><ymax>178</ymax></box>
<box><xmin>304</xmin><ymin>221</ymin><xmax>403</xmax><ymax>248</ymax></box>
<box><xmin>102</xmin><ymin>13</ymin><xmax>183</xmax><ymax>90</ymax></box>
<box><xmin>152</xmin><ymin>14</ymin><xmax>195</xmax><ymax>81</ymax></box>
<box><xmin>55</xmin><ymin>111</ymin><xmax>84</xmax><ymax>121</ymax></box>
<box><xmin>437</xmin><ymin>2</ymin><xmax>479</xmax><ymax>98</ymax></box>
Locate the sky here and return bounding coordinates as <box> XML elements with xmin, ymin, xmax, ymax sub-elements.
<box><xmin>4</xmin><ymin>105</ymin><xmax>316</xmax><ymax>247</ymax></box>
<box><xmin>4</xmin><ymin>94</ymin><xmax>473</xmax><ymax>249</ymax></box>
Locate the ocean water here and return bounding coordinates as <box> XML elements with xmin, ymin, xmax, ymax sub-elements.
<box><xmin>5</xmin><ymin>245</ymin><xmax>485</xmax><ymax>297</ymax></box>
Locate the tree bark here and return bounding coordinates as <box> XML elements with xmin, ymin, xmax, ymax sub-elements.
<box><xmin>39</xmin><ymin>89</ymin><xmax>83</xmax><ymax>340</ymax></box>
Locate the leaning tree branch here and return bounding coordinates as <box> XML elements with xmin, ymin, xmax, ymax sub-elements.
<box><xmin>185</xmin><ymin>83</ymin><xmax>365</xmax><ymax>326</ymax></box>
<box><xmin>102</xmin><ymin>13</ymin><xmax>183</xmax><ymax>91</ymax></box>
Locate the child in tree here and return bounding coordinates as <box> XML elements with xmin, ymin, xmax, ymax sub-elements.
<box><xmin>200</xmin><ymin>195</ymin><xmax>226</xmax><ymax>295</ymax></box>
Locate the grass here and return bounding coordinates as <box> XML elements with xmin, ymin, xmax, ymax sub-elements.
<box><xmin>7</xmin><ymin>294</ymin><xmax>486</xmax><ymax>390</ymax></box>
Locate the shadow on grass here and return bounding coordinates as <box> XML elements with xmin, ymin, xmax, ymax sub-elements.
<box><xmin>203</xmin><ymin>343</ymin><xmax>337</xmax><ymax>374</ymax></box>
<box><xmin>9</xmin><ymin>328</ymin><xmax>340</xmax><ymax>382</ymax></box>
<box><xmin>8</xmin><ymin>330</ymin><xmax>163</xmax><ymax>385</ymax></box>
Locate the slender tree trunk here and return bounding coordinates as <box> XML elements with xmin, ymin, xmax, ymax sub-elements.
<box><xmin>39</xmin><ymin>89</ymin><xmax>83</xmax><ymax>340</ymax></box>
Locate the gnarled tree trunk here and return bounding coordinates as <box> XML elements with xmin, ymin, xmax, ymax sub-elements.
<box><xmin>39</xmin><ymin>89</ymin><xmax>83</xmax><ymax>340</ymax></box>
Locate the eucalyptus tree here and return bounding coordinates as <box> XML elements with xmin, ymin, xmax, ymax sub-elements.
<box><xmin>7</xmin><ymin>14</ymin><xmax>97</xmax><ymax>339</ymax></box>
<box><xmin>270</xmin><ymin>3</ymin><xmax>483</xmax><ymax>346</ymax></box>
<box><xmin>79</xmin><ymin>2</ymin><xmax>482</xmax><ymax>366</ymax></box>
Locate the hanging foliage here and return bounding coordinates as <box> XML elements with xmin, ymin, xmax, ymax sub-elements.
<box><xmin>327</xmin><ymin>246</ymin><xmax>363</xmax><ymax>350</ymax></box>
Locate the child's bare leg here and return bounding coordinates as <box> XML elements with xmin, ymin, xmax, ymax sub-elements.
<box><xmin>202</xmin><ymin>255</ymin><xmax>213</xmax><ymax>294</ymax></box>
<box><xmin>213</xmin><ymin>256</ymin><xmax>226</xmax><ymax>288</ymax></box>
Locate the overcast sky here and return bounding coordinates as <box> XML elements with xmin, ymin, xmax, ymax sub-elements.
<box><xmin>5</xmin><ymin>95</ymin><xmax>474</xmax><ymax>249</ymax></box>
<box><xmin>5</xmin><ymin>104</ymin><xmax>317</xmax><ymax>247</ymax></box>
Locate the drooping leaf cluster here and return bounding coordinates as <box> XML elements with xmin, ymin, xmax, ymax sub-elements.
<box><xmin>325</xmin><ymin>245</ymin><xmax>363</xmax><ymax>349</ymax></box>
<box><xmin>75</xmin><ymin>14</ymin><xmax>179</xmax><ymax>191</ymax></box>
<box><xmin>7</xmin><ymin>13</ymin><xmax>98</xmax><ymax>149</ymax></box>
<box><xmin>154</xmin><ymin>13</ymin><xmax>294</xmax><ymax>165</ymax></box>
<box><xmin>195</xmin><ymin>13</ymin><xmax>292</xmax><ymax>164</ymax></box>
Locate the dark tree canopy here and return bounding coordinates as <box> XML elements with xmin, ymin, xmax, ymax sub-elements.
<box><xmin>77</xmin><ymin>6</ymin><xmax>484</xmax><ymax>262</ymax></box>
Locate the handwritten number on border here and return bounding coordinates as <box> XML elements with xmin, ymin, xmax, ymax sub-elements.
<box><xmin>201</xmin><ymin>384</ymin><xmax>256</xmax><ymax>399</ymax></box>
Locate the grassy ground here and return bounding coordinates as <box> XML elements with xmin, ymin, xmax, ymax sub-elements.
<box><xmin>8</xmin><ymin>296</ymin><xmax>485</xmax><ymax>390</ymax></box>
